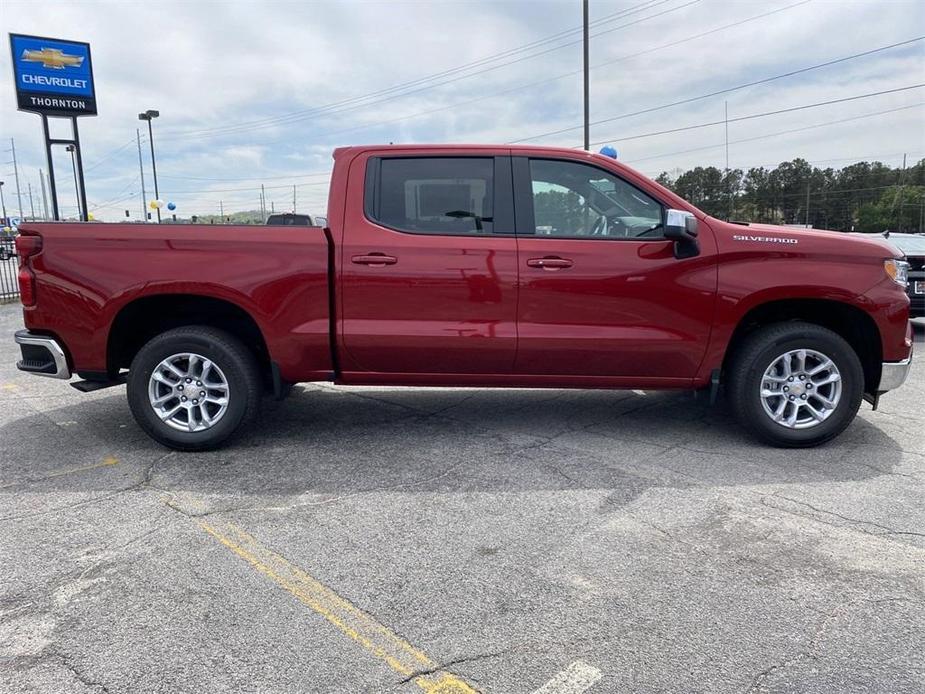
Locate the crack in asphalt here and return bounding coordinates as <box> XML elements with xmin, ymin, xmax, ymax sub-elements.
<box><xmin>0</xmin><ymin>452</ymin><xmax>175</xmax><ymax>523</ymax></box>
<box><xmin>52</xmin><ymin>651</ymin><xmax>111</xmax><ymax>693</ymax></box>
<box><xmin>397</xmin><ymin>650</ymin><xmax>509</xmax><ymax>686</ymax></box>
<box><xmin>743</xmin><ymin>596</ymin><xmax>913</xmax><ymax>693</ymax></box>
<box><xmin>762</xmin><ymin>492</ymin><xmax>925</xmax><ymax>540</ymax></box>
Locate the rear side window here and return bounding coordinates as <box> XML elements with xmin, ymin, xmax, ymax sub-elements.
<box><xmin>266</xmin><ymin>213</ymin><xmax>313</xmax><ymax>226</ymax></box>
<box><xmin>367</xmin><ymin>157</ymin><xmax>494</xmax><ymax>234</ymax></box>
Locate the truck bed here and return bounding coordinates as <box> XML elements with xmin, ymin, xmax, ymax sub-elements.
<box><xmin>19</xmin><ymin>222</ymin><xmax>334</xmax><ymax>382</ymax></box>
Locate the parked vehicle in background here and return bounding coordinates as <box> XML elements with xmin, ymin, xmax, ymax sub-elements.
<box><xmin>266</xmin><ymin>212</ymin><xmax>314</xmax><ymax>226</ymax></box>
<box><xmin>884</xmin><ymin>232</ymin><xmax>925</xmax><ymax>318</ymax></box>
<box><xmin>12</xmin><ymin>144</ymin><xmax>913</xmax><ymax>450</ymax></box>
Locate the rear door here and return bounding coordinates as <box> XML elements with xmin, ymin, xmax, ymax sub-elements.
<box><xmin>339</xmin><ymin>152</ymin><xmax>518</xmax><ymax>375</ymax></box>
<box><xmin>513</xmin><ymin>156</ymin><xmax>717</xmax><ymax>382</ymax></box>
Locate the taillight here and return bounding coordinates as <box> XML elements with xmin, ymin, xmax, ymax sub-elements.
<box><xmin>18</xmin><ymin>266</ymin><xmax>36</xmax><ymax>306</ymax></box>
<box><xmin>15</xmin><ymin>234</ymin><xmax>43</xmax><ymax>308</ymax></box>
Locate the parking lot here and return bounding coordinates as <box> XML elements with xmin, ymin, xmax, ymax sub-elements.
<box><xmin>1</xmin><ymin>300</ymin><xmax>922</xmax><ymax>693</ymax></box>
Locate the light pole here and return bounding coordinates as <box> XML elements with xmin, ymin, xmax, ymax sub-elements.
<box><xmin>138</xmin><ymin>110</ymin><xmax>161</xmax><ymax>223</ymax></box>
<box><xmin>65</xmin><ymin>145</ymin><xmax>81</xmax><ymax>218</ymax></box>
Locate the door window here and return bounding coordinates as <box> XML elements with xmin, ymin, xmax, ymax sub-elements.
<box><xmin>367</xmin><ymin>157</ymin><xmax>494</xmax><ymax>234</ymax></box>
<box><xmin>529</xmin><ymin>159</ymin><xmax>664</xmax><ymax>239</ymax></box>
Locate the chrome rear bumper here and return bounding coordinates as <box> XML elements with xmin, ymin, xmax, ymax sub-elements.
<box><xmin>14</xmin><ymin>330</ymin><xmax>71</xmax><ymax>379</ymax></box>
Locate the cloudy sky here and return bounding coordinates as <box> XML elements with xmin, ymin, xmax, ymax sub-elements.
<box><xmin>1</xmin><ymin>0</ymin><xmax>923</xmax><ymax>221</ymax></box>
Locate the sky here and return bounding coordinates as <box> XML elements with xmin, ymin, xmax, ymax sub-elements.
<box><xmin>1</xmin><ymin>0</ymin><xmax>924</xmax><ymax>221</ymax></box>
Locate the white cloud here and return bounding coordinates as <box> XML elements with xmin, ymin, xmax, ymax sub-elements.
<box><xmin>1</xmin><ymin>0</ymin><xmax>922</xmax><ymax>220</ymax></box>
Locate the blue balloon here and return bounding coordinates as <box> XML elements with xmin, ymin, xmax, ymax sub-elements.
<box><xmin>167</xmin><ymin>202</ymin><xmax>176</xmax><ymax>211</ymax></box>
<box><xmin>599</xmin><ymin>145</ymin><xmax>618</xmax><ymax>159</ymax></box>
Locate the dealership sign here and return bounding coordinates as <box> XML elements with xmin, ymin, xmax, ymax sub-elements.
<box><xmin>9</xmin><ymin>34</ymin><xmax>97</xmax><ymax>116</ymax></box>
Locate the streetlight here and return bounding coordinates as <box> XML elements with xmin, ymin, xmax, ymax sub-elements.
<box><xmin>138</xmin><ymin>109</ymin><xmax>161</xmax><ymax>223</ymax></box>
<box><xmin>65</xmin><ymin>145</ymin><xmax>80</xmax><ymax>219</ymax></box>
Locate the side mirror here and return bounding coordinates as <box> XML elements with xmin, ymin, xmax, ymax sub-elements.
<box><xmin>664</xmin><ymin>209</ymin><xmax>699</xmax><ymax>259</ymax></box>
<box><xmin>664</xmin><ymin>209</ymin><xmax>698</xmax><ymax>240</ymax></box>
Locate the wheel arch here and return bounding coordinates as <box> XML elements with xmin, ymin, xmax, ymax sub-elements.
<box><xmin>721</xmin><ymin>297</ymin><xmax>882</xmax><ymax>394</ymax></box>
<box><xmin>107</xmin><ymin>293</ymin><xmax>272</xmax><ymax>383</ymax></box>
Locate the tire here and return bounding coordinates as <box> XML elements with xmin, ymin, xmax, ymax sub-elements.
<box><xmin>127</xmin><ymin>326</ymin><xmax>261</xmax><ymax>451</ymax></box>
<box><xmin>727</xmin><ymin>321</ymin><xmax>864</xmax><ymax>448</ymax></box>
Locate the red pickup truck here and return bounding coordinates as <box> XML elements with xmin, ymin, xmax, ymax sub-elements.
<box><xmin>13</xmin><ymin>144</ymin><xmax>913</xmax><ymax>450</ymax></box>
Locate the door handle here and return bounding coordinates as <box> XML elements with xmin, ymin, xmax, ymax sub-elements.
<box><xmin>352</xmin><ymin>253</ymin><xmax>398</xmax><ymax>267</ymax></box>
<box><xmin>527</xmin><ymin>257</ymin><xmax>573</xmax><ymax>270</ymax></box>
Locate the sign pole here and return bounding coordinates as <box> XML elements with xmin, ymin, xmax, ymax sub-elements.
<box><xmin>41</xmin><ymin>115</ymin><xmax>60</xmax><ymax>221</ymax></box>
<box><xmin>71</xmin><ymin>117</ymin><xmax>89</xmax><ymax>221</ymax></box>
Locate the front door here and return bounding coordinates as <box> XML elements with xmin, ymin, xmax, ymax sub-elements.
<box><xmin>513</xmin><ymin>156</ymin><xmax>717</xmax><ymax>382</ymax></box>
<box><xmin>339</xmin><ymin>153</ymin><xmax>518</xmax><ymax>375</ymax></box>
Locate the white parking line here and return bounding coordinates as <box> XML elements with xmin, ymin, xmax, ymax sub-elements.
<box><xmin>532</xmin><ymin>660</ymin><xmax>603</xmax><ymax>694</ymax></box>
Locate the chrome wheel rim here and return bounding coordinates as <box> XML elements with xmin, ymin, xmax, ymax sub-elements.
<box><xmin>148</xmin><ymin>353</ymin><xmax>230</xmax><ymax>433</ymax></box>
<box><xmin>760</xmin><ymin>348</ymin><xmax>842</xmax><ymax>429</ymax></box>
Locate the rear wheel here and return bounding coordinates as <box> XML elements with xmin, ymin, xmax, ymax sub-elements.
<box><xmin>728</xmin><ymin>322</ymin><xmax>864</xmax><ymax>447</ymax></box>
<box><xmin>127</xmin><ymin>326</ymin><xmax>261</xmax><ymax>450</ymax></box>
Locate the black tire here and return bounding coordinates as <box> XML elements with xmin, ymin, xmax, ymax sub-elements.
<box><xmin>727</xmin><ymin>321</ymin><xmax>864</xmax><ymax>448</ymax></box>
<box><xmin>127</xmin><ymin>326</ymin><xmax>261</xmax><ymax>451</ymax></box>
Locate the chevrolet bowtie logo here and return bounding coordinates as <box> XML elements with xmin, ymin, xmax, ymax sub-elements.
<box><xmin>21</xmin><ymin>48</ymin><xmax>84</xmax><ymax>69</ymax></box>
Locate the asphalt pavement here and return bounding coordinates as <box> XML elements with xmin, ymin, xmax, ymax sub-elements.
<box><xmin>1</xmin><ymin>300</ymin><xmax>922</xmax><ymax>693</ymax></box>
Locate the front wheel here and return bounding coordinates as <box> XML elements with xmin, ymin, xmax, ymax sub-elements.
<box><xmin>728</xmin><ymin>322</ymin><xmax>864</xmax><ymax>447</ymax></box>
<box><xmin>127</xmin><ymin>326</ymin><xmax>261</xmax><ymax>451</ymax></box>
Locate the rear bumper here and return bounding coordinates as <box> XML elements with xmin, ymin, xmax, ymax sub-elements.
<box><xmin>14</xmin><ymin>330</ymin><xmax>71</xmax><ymax>379</ymax></box>
<box><xmin>879</xmin><ymin>349</ymin><xmax>913</xmax><ymax>393</ymax></box>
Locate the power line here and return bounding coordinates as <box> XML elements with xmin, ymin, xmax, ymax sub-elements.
<box><xmin>161</xmin><ymin>0</ymin><xmax>674</xmax><ymax>139</ymax></box>
<box><xmin>158</xmin><ymin>171</ymin><xmax>330</xmax><ymax>182</ymax></box>
<box><xmin>587</xmin><ymin>84</ymin><xmax>925</xmax><ymax>147</ymax></box>
<box><xmin>626</xmin><ymin>102</ymin><xmax>925</xmax><ymax>165</ymax></box>
<box><xmin>512</xmin><ymin>35</ymin><xmax>925</xmax><ymax>143</ymax></box>
<box><xmin>161</xmin><ymin>0</ymin><xmax>701</xmax><ymax>141</ymax></box>
<box><xmin>243</xmin><ymin>0</ymin><xmax>812</xmax><ymax>149</ymax></box>
<box><xmin>639</xmin><ymin>150</ymin><xmax>924</xmax><ymax>178</ymax></box>
<box><xmin>165</xmin><ymin>179</ymin><xmax>331</xmax><ymax>196</ymax></box>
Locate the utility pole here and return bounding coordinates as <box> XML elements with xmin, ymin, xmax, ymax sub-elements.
<box><xmin>725</xmin><ymin>100</ymin><xmax>732</xmax><ymax>221</ymax></box>
<box><xmin>805</xmin><ymin>181</ymin><xmax>811</xmax><ymax>227</ymax></box>
<box><xmin>45</xmin><ymin>171</ymin><xmax>53</xmax><ymax>218</ymax></box>
<box><xmin>895</xmin><ymin>153</ymin><xmax>907</xmax><ymax>232</ymax></box>
<box><xmin>271</xmin><ymin>201</ymin><xmax>275</xmax><ymax>214</ymax></box>
<box><xmin>0</xmin><ymin>181</ymin><xmax>7</xmax><ymax>221</ymax></box>
<box><xmin>136</xmin><ymin>129</ymin><xmax>148</xmax><ymax>222</ymax></box>
<box><xmin>293</xmin><ymin>185</ymin><xmax>296</xmax><ymax>213</ymax></box>
<box><xmin>582</xmin><ymin>0</ymin><xmax>590</xmax><ymax>151</ymax></box>
<box><xmin>10</xmin><ymin>139</ymin><xmax>24</xmax><ymax>218</ymax></box>
<box><xmin>260</xmin><ymin>184</ymin><xmax>266</xmax><ymax>221</ymax></box>
<box><xmin>219</xmin><ymin>200</ymin><xmax>224</xmax><ymax>221</ymax></box>
<box><xmin>66</xmin><ymin>145</ymin><xmax>80</xmax><ymax>217</ymax></box>
<box><xmin>39</xmin><ymin>169</ymin><xmax>49</xmax><ymax>219</ymax></box>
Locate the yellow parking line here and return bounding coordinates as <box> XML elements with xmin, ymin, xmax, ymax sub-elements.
<box><xmin>0</xmin><ymin>456</ymin><xmax>120</xmax><ymax>489</ymax></box>
<box><xmin>197</xmin><ymin>518</ymin><xmax>478</xmax><ymax>693</ymax></box>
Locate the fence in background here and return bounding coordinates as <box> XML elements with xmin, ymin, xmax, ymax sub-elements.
<box><xmin>1</xmin><ymin>237</ymin><xmax>19</xmax><ymax>303</ymax></box>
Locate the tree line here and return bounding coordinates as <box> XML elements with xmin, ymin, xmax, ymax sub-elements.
<box><xmin>654</xmin><ymin>157</ymin><xmax>925</xmax><ymax>233</ymax></box>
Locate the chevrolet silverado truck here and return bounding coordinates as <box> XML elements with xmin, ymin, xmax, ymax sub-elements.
<box><xmin>12</xmin><ymin>145</ymin><xmax>913</xmax><ymax>450</ymax></box>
